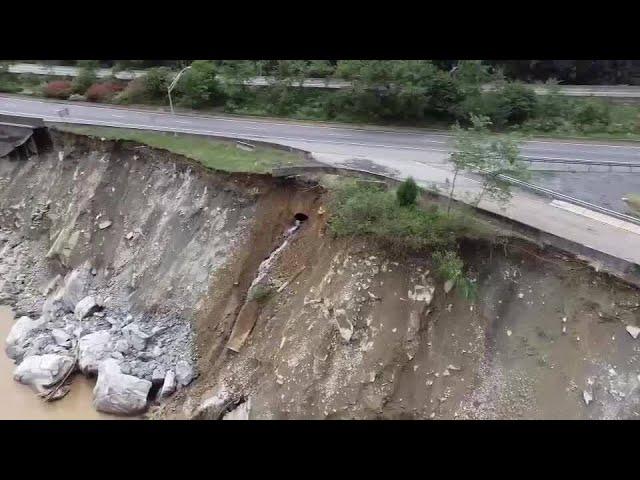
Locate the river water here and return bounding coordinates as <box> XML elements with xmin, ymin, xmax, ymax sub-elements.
<box><xmin>0</xmin><ymin>306</ymin><xmax>113</xmax><ymax>420</ymax></box>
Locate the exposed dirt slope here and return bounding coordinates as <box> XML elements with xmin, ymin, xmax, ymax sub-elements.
<box><xmin>2</xmin><ymin>131</ymin><xmax>640</xmax><ymax>419</ymax></box>
<box><xmin>0</xmin><ymin>131</ymin><xmax>320</xmax><ymax>412</ymax></box>
<box><xmin>159</xmin><ymin>209</ymin><xmax>640</xmax><ymax>420</ymax></box>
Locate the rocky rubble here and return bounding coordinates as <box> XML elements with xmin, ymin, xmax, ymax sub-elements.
<box><xmin>13</xmin><ymin>354</ymin><xmax>74</xmax><ymax>394</ymax></box>
<box><xmin>4</xmin><ymin>264</ymin><xmax>198</xmax><ymax>414</ymax></box>
<box><xmin>0</xmin><ymin>134</ymin><xmax>266</xmax><ymax>415</ymax></box>
<box><xmin>93</xmin><ymin>359</ymin><xmax>152</xmax><ymax>415</ymax></box>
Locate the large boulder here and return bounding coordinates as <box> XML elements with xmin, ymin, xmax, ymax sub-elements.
<box><xmin>6</xmin><ymin>316</ymin><xmax>43</xmax><ymax>346</ymax></box>
<box><xmin>160</xmin><ymin>370</ymin><xmax>176</xmax><ymax>399</ymax></box>
<box><xmin>74</xmin><ymin>296</ymin><xmax>100</xmax><ymax>320</ymax></box>
<box><xmin>13</xmin><ymin>354</ymin><xmax>74</xmax><ymax>392</ymax></box>
<box><xmin>58</xmin><ymin>268</ymin><xmax>88</xmax><ymax>312</ymax></box>
<box><xmin>51</xmin><ymin>328</ymin><xmax>72</xmax><ymax>347</ymax></box>
<box><xmin>93</xmin><ymin>359</ymin><xmax>151</xmax><ymax>415</ymax></box>
<box><xmin>222</xmin><ymin>399</ymin><xmax>251</xmax><ymax>420</ymax></box>
<box><xmin>5</xmin><ymin>316</ymin><xmax>45</xmax><ymax>360</ymax></box>
<box><xmin>175</xmin><ymin>360</ymin><xmax>196</xmax><ymax>387</ymax></box>
<box><xmin>78</xmin><ymin>330</ymin><xmax>112</xmax><ymax>375</ymax></box>
<box><xmin>122</xmin><ymin>323</ymin><xmax>150</xmax><ymax>351</ymax></box>
<box><xmin>408</xmin><ymin>284</ymin><xmax>435</xmax><ymax>304</ymax></box>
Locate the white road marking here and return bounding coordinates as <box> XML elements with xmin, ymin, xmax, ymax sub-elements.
<box><xmin>550</xmin><ymin>200</ymin><xmax>640</xmax><ymax>235</ymax></box>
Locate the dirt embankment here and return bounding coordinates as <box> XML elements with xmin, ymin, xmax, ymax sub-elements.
<box><xmin>160</xmin><ymin>201</ymin><xmax>640</xmax><ymax>420</ymax></box>
<box><xmin>2</xmin><ymin>130</ymin><xmax>640</xmax><ymax>419</ymax></box>
<box><xmin>0</xmin><ymin>131</ymin><xmax>320</xmax><ymax>414</ymax></box>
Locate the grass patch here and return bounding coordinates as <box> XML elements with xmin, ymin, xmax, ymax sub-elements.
<box><xmin>328</xmin><ymin>180</ymin><xmax>486</xmax><ymax>255</ymax></box>
<box><xmin>328</xmin><ymin>180</ymin><xmax>483</xmax><ymax>300</ymax></box>
<box><xmin>53</xmin><ymin>124</ymin><xmax>304</xmax><ymax>173</ymax></box>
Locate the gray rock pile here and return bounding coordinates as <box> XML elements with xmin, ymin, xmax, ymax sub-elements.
<box><xmin>4</xmin><ymin>265</ymin><xmax>198</xmax><ymax>415</ymax></box>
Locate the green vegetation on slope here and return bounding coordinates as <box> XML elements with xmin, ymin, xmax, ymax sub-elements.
<box><xmin>54</xmin><ymin>125</ymin><xmax>303</xmax><ymax>174</ymax></box>
<box><xmin>328</xmin><ymin>179</ymin><xmax>482</xmax><ymax>298</ymax></box>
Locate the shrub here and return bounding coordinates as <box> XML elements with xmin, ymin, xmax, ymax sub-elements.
<box><xmin>497</xmin><ymin>83</ymin><xmax>538</xmax><ymax>125</ymax></box>
<box><xmin>143</xmin><ymin>67</ymin><xmax>172</xmax><ymax>99</ymax></box>
<box><xmin>432</xmin><ymin>250</ymin><xmax>476</xmax><ymax>300</ymax></box>
<box><xmin>396</xmin><ymin>177</ymin><xmax>419</xmax><ymax>207</ymax></box>
<box><xmin>114</xmin><ymin>77</ymin><xmax>147</xmax><ymax>104</ymax></box>
<box><xmin>460</xmin><ymin>83</ymin><xmax>537</xmax><ymax>128</ymax></box>
<box><xmin>328</xmin><ymin>182</ymin><xmax>470</xmax><ymax>254</ymax></box>
<box><xmin>0</xmin><ymin>81</ymin><xmax>21</xmax><ymax>93</ymax></box>
<box><xmin>432</xmin><ymin>250</ymin><xmax>464</xmax><ymax>282</ymax></box>
<box><xmin>0</xmin><ymin>65</ymin><xmax>21</xmax><ymax>93</ymax></box>
<box><xmin>248</xmin><ymin>284</ymin><xmax>274</xmax><ymax>303</ymax></box>
<box><xmin>85</xmin><ymin>82</ymin><xmax>123</xmax><ymax>102</ymax></box>
<box><xmin>535</xmin><ymin>88</ymin><xmax>573</xmax><ymax>119</ymax></box>
<box><xmin>43</xmin><ymin>80</ymin><xmax>73</xmax><ymax>99</ymax></box>
<box><xmin>572</xmin><ymin>99</ymin><xmax>611</xmax><ymax>131</ymax></box>
<box><xmin>72</xmin><ymin>65</ymin><xmax>97</xmax><ymax>94</ymax></box>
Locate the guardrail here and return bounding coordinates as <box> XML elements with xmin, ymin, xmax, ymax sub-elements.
<box><xmin>498</xmin><ymin>174</ymin><xmax>640</xmax><ymax>226</ymax></box>
<box><xmin>523</xmin><ymin>157</ymin><xmax>640</xmax><ymax>168</ymax></box>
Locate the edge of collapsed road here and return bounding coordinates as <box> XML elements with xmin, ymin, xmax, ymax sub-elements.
<box><xmin>4</xmin><ymin>115</ymin><xmax>639</xmax><ymax>287</ymax></box>
<box><xmin>272</xmin><ymin>164</ymin><xmax>640</xmax><ymax>289</ymax></box>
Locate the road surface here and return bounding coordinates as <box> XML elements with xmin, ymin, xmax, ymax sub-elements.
<box><xmin>0</xmin><ymin>95</ymin><xmax>639</xmax><ymax>265</ymax></box>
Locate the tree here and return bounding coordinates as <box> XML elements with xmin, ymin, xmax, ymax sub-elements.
<box><xmin>448</xmin><ymin>115</ymin><xmax>529</xmax><ymax>212</ymax></box>
<box><xmin>396</xmin><ymin>177</ymin><xmax>419</xmax><ymax>207</ymax></box>
<box><xmin>332</xmin><ymin>60</ymin><xmax>463</xmax><ymax>121</ymax></box>
<box><xmin>72</xmin><ymin>61</ymin><xmax>98</xmax><ymax>94</ymax></box>
<box><xmin>496</xmin><ymin>82</ymin><xmax>538</xmax><ymax>125</ymax></box>
<box><xmin>142</xmin><ymin>67</ymin><xmax>172</xmax><ymax>99</ymax></box>
<box><xmin>176</xmin><ymin>61</ymin><xmax>225</xmax><ymax>108</ymax></box>
<box><xmin>447</xmin><ymin>115</ymin><xmax>488</xmax><ymax>213</ymax></box>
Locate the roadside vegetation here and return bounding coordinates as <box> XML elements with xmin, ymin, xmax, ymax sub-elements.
<box><xmin>328</xmin><ymin>178</ymin><xmax>488</xmax><ymax>299</ymax></box>
<box><xmin>4</xmin><ymin>60</ymin><xmax>640</xmax><ymax>142</ymax></box>
<box><xmin>328</xmin><ymin>114</ymin><xmax>525</xmax><ymax>300</ymax></box>
<box><xmin>54</xmin><ymin>125</ymin><xmax>303</xmax><ymax>174</ymax></box>
<box><xmin>448</xmin><ymin>114</ymin><xmax>529</xmax><ymax>211</ymax></box>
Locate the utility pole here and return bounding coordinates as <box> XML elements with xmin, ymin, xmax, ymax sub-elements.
<box><xmin>167</xmin><ymin>65</ymin><xmax>192</xmax><ymax>115</ymax></box>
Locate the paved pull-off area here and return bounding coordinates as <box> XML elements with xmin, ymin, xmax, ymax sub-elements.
<box><xmin>0</xmin><ymin>95</ymin><xmax>639</xmax><ymax>265</ymax></box>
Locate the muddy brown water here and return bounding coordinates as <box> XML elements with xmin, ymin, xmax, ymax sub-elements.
<box><xmin>0</xmin><ymin>306</ymin><xmax>115</xmax><ymax>420</ymax></box>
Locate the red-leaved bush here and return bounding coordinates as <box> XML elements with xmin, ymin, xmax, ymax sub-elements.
<box><xmin>85</xmin><ymin>82</ymin><xmax>124</xmax><ymax>102</ymax></box>
<box><xmin>43</xmin><ymin>80</ymin><xmax>73</xmax><ymax>99</ymax></box>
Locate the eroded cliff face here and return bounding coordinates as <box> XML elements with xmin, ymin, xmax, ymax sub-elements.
<box><xmin>160</xmin><ymin>219</ymin><xmax>640</xmax><ymax>421</ymax></box>
<box><xmin>2</xmin><ymin>131</ymin><xmax>640</xmax><ymax>419</ymax></box>
<box><xmin>0</xmin><ymin>131</ymin><xmax>320</xmax><ymax>413</ymax></box>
